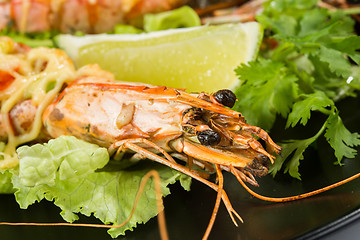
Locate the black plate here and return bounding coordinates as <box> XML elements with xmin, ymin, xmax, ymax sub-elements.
<box><xmin>1</xmin><ymin>95</ymin><xmax>360</xmax><ymax>240</ymax></box>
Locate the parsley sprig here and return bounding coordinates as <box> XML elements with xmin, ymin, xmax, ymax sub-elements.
<box><xmin>234</xmin><ymin>0</ymin><xmax>360</xmax><ymax>179</ymax></box>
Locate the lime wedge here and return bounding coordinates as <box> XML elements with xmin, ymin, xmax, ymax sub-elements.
<box><xmin>56</xmin><ymin>23</ymin><xmax>263</xmax><ymax>92</ymax></box>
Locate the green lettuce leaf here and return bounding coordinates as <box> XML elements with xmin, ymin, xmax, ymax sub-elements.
<box><xmin>0</xmin><ymin>28</ymin><xmax>57</xmax><ymax>48</ymax></box>
<box><xmin>144</xmin><ymin>6</ymin><xmax>201</xmax><ymax>32</ymax></box>
<box><xmin>0</xmin><ymin>142</ymin><xmax>14</xmax><ymax>194</ymax></box>
<box><xmin>111</xmin><ymin>24</ymin><xmax>143</xmax><ymax>34</ymax></box>
<box><xmin>0</xmin><ymin>170</ymin><xmax>14</xmax><ymax>194</ymax></box>
<box><xmin>17</xmin><ymin>136</ymin><xmax>109</xmax><ymax>187</ymax></box>
<box><xmin>13</xmin><ymin>136</ymin><xmax>191</xmax><ymax>238</ymax></box>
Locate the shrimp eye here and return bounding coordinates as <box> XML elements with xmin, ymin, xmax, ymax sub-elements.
<box><xmin>213</xmin><ymin>89</ymin><xmax>236</xmax><ymax>108</ymax></box>
<box><xmin>197</xmin><ymin>130</ymin><xmax>221</xmax><ymax>146</ymax></box>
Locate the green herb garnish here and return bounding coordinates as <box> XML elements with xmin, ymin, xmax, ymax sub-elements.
<box><xmin>234</xmin><ymin>0</ymin><xmax>360</xmax><ymax>179</ymax></box>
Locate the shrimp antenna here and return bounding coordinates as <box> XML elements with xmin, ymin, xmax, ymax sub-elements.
<box><xmin>0</xmin><ymin>170</ymin><xmax>169</xmax><ymax>240</ymax></box>
<box><xmin>203</xmin><ymin>164</ymin><xmax>224</xmax><ymax>240</ymax></box>
<box><xmin>231</xmin><ymin>166</ymin><xmax>360</xmax><ymax>202</ymax></box>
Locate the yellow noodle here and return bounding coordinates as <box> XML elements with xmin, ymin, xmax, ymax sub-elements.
<box><xmin>0</xmin><ymin>38</ymin><xmax>76</xmax><ymax>169</ymax></box>
<box><xmin>19</xmin><ymin>0</ymin><xmax>31</xmax><ymax>33</ymax></box>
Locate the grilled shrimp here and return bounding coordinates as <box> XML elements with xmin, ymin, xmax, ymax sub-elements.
<box><xmin>42</xmin><ymin>76</ymin><xmax>281</xmax><ymax>178</ymax></box>
<box><xmin>1</xmin><ymin>74</ymin><xmax>281</xmax><ymax>180</ymax></box>
<box><xmin>0</xmin><ymin>0</ymin><xmax>187</xmax><ymax>33</ymax></box>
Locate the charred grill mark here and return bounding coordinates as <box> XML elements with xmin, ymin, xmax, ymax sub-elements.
<box><xmin>5</xmin><ymin>100</ymin><xmax>37</xmax><ymax>136</ymax></box>
<box><xmin>244</xmin><ymin>154</ymin><xmax>270</xmax><ymax>177</ymax></box>
<box><xmin>85</xmin><ymin>124</ymin><xmax>91</xmax><ymax>133</ymax></box>
<box><xmin>181</xmin><ymin>107</ymin><xmax>192</xmax><ymax>117</ymax></box>
<box><xmin>174</xmin><ymin>89</ymin><xmax>181</xmax><ymax>96</ymax></box>
<box><xmin>59</xmin><ymin>82</ymin><xmax>68</xmax><ymax>94</ymax></box>
<box><xmin>182</xmin><ymin>125</ymin><xmax>195</xmax><ymax>135</ymax></box>
<box><xmin>49</xmin><ymin>108</ymin><xmax>64</xmax><ymax>122</ymax></box>
<box><xmin>66</xmin><ymin>127</ymin><xmax>73</xmax><ymax>134</ymax></box>
<box><xmin>91</xmin><ymin>124</ymin><xmax>100</xmax><ymax>136</ymax></box>
<box><xmin>20</xmin><ymin>118</ymin><xmax>33</xmax><ymax>131</ymax></box>
<box><xmin>10</xmin><ymin>103</ymin><xmax>31</xmax><ymax>131</ymax></box>
<box><xmin>57</xmin><ymin>94</ymin><xmax>65</xmax><ymax>103</ymax></box>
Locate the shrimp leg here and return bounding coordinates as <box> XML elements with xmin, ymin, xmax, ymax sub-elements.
<box><xmin>109</xmin><ymin>138</ymin><xmax>210</xmax><ymax>179</ymax></box>
<box><xmin>108</xmin><ymin>138</ymin><xmax>243</xmax><ymax>227</ymax></box>
<box><xmin>109</xmin><ymin>138</ymin><xmax>177</xmax><ymax>164</ymax></box>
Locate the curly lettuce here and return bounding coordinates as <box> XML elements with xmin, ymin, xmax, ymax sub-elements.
<box><xmin>0</xmin><ymin>170</ymin><xmax>14</xmax><ymax>194</ymax></box>
<box><xmin>11</xmin><ymin>136</ymin><xmax>191</xmax><ymax>238</ymax></box>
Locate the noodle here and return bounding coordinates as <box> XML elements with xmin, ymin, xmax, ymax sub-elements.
<box><xmin>0</xmin><ymin>37</ymin><xmax>76</xmax><ymax>169</ymax></box>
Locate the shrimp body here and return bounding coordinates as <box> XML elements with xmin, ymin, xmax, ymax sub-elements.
<box><xmin>0</xmin><ymin>0</ymin><xmax>187</xmax><ymax>33</ymax></box>
<box><xmin>1</xmin><ymin>67</ymin><xmax>281</xmax><ymax>178</ymax></box>
<box><xmin>43</xmin><ymin>77</ymin><xmax>188</xmax><ymax>150</ymax></box>
<box><xmin>41</xmin><ymin>75</ymin><xmax>281</xmax><ymax>181</ymax></box>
